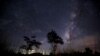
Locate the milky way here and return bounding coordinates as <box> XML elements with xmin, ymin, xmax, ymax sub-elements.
<box><xmin>0</xmin><ymin>0</ymin><xmax>100</xmax><ymax>53</ymax></box>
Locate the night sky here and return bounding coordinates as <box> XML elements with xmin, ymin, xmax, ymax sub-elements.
<box><xmin>0</xmin><ymin>0</ymin><xmax>100</xmax><ymax>53</ymax></box>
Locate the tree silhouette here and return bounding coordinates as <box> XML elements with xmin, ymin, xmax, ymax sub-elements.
<box><xmin>47</xmin><ymin>30</ymin><xmax>64</xmax><ymax>54</ymax></box>
<box><xmin>20</xmin><ymin>36</ymin><xmax>41</xmax><ymax>54</ymax></box>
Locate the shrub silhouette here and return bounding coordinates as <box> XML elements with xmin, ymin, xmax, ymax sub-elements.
<box><xmin>85</xmin><ymin>47</ymin><xmax>93</xmax><ymax>54</ymax></box>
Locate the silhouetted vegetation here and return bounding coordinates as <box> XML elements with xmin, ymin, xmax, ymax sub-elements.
<box><xmin>1</xmin><ymin>47</ymin><xmax>100</xmax><ymax>56</ymax></box>
<box><xmin>47</xmin><ymin>30</ymin><xmax>64</xmax><ymax>54</ymax></box>
<box><xmin>19</xmin><ymin>36</ymin><xmax>42</xmax><ymax>54</ymax></box>
<box><xmin>0</xmin><ymin>30</ymin><xmax>100</xmax><ymax>56</ymax></box>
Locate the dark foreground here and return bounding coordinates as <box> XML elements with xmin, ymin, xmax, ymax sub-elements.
<box><xmin>0</xmin><ymin>48</ymin><xmax>100</xmax><ymax>56</ymax></box>
<box><xmin>0</xmin><ymin>51</ymin><xmax>100</xmax><ymax>56</ymax></box>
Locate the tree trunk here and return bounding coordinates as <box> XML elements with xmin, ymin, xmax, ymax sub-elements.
<box><xmin>52</xmin><ymin>43</ymin><xmax>57</xmax><ymax>55</ymax></box>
